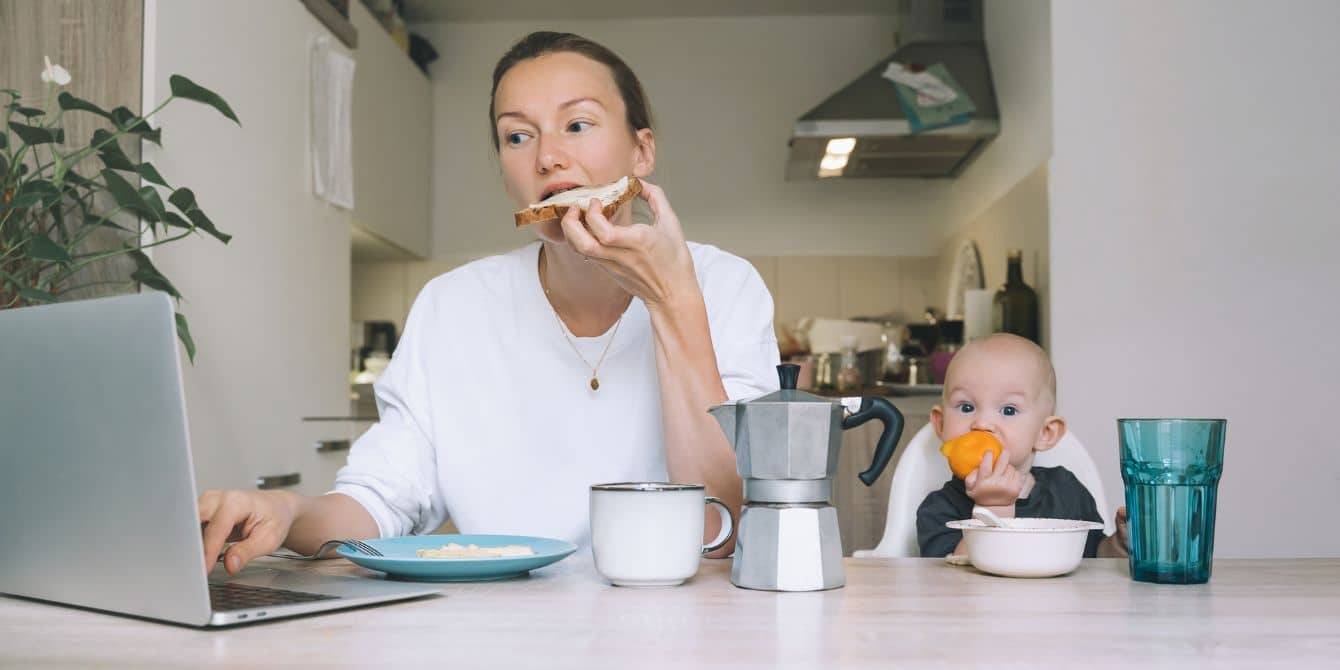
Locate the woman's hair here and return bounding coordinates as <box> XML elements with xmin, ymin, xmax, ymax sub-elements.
<box><xmin>488</xmin><ymin>31</ymin><xmax>654</xmax><ymax>152</ymax></box>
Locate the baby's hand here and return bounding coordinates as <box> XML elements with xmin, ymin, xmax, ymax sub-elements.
<box><xmin>1098</xmin><ymin>507</ymin><xmax>1131</xmax><ymax>557</ymax></box>
<box><xmin>964</xmin><ymin>451</ymin><xmax>1025</xmax><ymax>507</ymax></box>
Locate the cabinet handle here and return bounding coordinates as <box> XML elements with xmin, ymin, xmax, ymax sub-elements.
<box><xmin>256</xmin><ymin>473</ymin><xmax>301</xmax><ymax>490</ymax></box>
<box><xmin>314</xmin><ymin>439</ymin><xmax>351</xmax><ymax>453</ymax></box>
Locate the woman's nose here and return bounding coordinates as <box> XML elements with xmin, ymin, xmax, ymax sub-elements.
<box><xmin>536</xmin><ymin>137</ymin><xmax>568</xmax><ymax>174</ymax></box>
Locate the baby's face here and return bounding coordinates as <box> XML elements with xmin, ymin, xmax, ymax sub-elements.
<box><xmin>935</xmin><ymin>340</ymin><xmax>1056</xmax><ymax>471</ymax></box>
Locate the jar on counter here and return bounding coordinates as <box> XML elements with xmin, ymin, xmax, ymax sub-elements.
<box><xmin>835</xmin><ymin>336</ymin><xmax>864</xmax><ymax>393</ymax></box>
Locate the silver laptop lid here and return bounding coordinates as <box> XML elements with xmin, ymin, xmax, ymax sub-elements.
<box><xmin>0</xmin><ymin>292</ymin><xmax>213</xmax><ymax>625</ymax></box>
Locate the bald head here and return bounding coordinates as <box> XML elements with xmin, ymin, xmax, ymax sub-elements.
<box><xmin>942</xmin><ymin>334</ymin><xmax>1057</xmax><ymax>414</ymax></box>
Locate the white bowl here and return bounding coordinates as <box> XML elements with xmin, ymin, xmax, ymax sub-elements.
<box><xmin>946</xmin><ymin>517</ymin><xmax>1104</xmax><ymax>578</ymax></box>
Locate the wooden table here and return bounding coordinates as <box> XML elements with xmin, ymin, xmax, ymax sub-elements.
<box><xmin>3</xmin><ymin>557</ymin><xmax>1337</xmax><ymax>669</ymax></box>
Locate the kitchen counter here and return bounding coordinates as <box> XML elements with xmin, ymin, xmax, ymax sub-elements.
<box><xmin>3</xmin><ymin>556</ymin><xmax>1337</xmax><ymax>668</ymax></box>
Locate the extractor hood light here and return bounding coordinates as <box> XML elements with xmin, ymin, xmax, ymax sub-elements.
<box><xmin>819</xmin><ymin>153</ymin><xmax>849</xmax><ymax>171</ymax></box>
<box><xmin>825</xmin><ymin>137</ymin><xmax>856</xmax><ymax>155</ymax></box>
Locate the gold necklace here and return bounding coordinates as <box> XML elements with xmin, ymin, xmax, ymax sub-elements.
<box><xmin>540</xmin><ymin>248</ymin><xmax>627</xmax><ymax>391</ymax></box>
<box><xmin>551</xmin><ymin>308</ymin><xmax>623</xmax><ymax>391</ymax></box>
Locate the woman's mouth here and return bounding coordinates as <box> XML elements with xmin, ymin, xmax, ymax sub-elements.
<box><xmin>539</xmin><ymin>183</ymin><xmax>582</xmax><ymax>202</ymax></box>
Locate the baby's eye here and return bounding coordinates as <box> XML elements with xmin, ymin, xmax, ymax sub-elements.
<box><xmin>567</xmin><ymin>120</ymin><xmax>592</xmax><ymax>133</ymax></box>
<box><xmin>1001</xmin><ymin>405</ymin><xmax>1019</xmax><ymax>417</ymax></box>
<box><xmin>955</xmin><ymin>402</ymin><xmax>975</xmax><ymax>414</ymax></box>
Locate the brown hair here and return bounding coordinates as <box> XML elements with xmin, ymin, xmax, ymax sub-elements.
<box><xmin>488</xmin><ymin>31</ymin><xmax>654</xmax><ymax>152</ymax></box>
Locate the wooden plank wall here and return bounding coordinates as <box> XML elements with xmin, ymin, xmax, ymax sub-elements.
<box><xmin>0</xmin><ymin>0</ymin><xmax>143</xmax><ymax>300</ymax></box>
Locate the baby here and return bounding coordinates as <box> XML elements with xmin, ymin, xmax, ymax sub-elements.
<box><xmin>916</xmin><ymin>333</ymin><xmax>1128</xmax><ymax>558</ymax></box>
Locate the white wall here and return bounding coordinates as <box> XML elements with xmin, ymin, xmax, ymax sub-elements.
<box><xmin>1050</xmin><ymin>0</ymin><xmax>1340</xmax><ymax>557</ymax></box>
<box><xmin>934</xmin><ymin>164</ymin><xmax>1049</xmax><ymax>343</ymax></box>
<box><xmin>416</xmin><ymin>15</ymin><xmax>954</xmax><ymax>261</ymax></box>
<box><xmin>943</xmin><ymin>0</ymin><xmax>1052</xmax><ymax>233</ymax></box>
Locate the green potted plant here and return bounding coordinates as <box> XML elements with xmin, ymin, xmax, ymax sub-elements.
<box><xmin>1</xmin><ymin>56</ymin><xmax>239</xmax><ymax>361</ymax></box>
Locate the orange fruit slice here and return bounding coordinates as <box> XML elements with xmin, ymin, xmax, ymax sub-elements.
<box><xmin>940</xmin><ymin>431</ymin><xmax>1004</xmax><ymax>479</ymax></box>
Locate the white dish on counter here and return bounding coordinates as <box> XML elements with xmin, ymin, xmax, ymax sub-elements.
<box><xmin>946</xmin><ymin>517</ymin><xmax>1103</xmax><ymax>578</ymax></box>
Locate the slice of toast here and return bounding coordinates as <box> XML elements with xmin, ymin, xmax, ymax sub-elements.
<box><xmin>514</xmin><ymin>176</ymin><xmax>642</xmax><ymax>228</ymax></box>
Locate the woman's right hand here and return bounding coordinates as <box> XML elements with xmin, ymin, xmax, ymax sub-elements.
<box><xmin>197</xmin><ymin>489</ymin><xmax>301</xmax><ymax>575</ymax></box>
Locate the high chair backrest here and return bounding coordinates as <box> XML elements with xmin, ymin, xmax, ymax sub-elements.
<box><xmin>853</xmin><ymin>424</ymin><xmax>1114</xmax><ymax>558</ymax></box>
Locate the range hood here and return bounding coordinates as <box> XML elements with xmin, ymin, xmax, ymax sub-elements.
<box><xmin>786</xmin><ymin>0</ymin><xmax>998</xmax><ymax>180</ymax></box>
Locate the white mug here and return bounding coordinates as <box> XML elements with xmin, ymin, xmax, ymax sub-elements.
<box><xmin>589</xmin><ymin>482</ymin><xmax>735</xmax><ymax>587</ymax></box>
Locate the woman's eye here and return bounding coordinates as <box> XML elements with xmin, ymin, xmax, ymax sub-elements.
<box><xmin>505</xmin><ymin>132</ymin><xmax>528</xmax><ymax>146</ymax></box>
<box><xmin>1001</xmin><ymin>406</ymin><xmax>1019</xmax><ymax>417</ymax></box>
<box><xmin>956</xmin><ymin>402</ymin><xmax>975</xmax><ymax>414</ymax></box>
<box><xmin>567</xmin><ymin>121</ymin><xmax>592</xmax><ymax>133</ymax></box>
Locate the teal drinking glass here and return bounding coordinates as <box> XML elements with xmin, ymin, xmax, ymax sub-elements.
<box><xmin>1118</xmin><ymin>418</ymin><xmax>1226</xmax><ymax>584</ymax></box>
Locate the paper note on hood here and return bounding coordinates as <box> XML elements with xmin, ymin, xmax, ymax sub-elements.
<box><xmin>882</xmin><ymin>62</ymin><xmax>958</xmax><ymax>106</ymax></box>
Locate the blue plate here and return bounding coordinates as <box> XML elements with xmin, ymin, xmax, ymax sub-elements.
<box><xmin>336</xmin><ymin>534</ymin><xmax>578</xmax><ymax>582</ymax></box>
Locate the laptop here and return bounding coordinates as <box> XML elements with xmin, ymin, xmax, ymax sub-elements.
<box><xmin>0</xmin><ymin>292</ymin><xmax>439</xmax><ymax>626</ymax></box>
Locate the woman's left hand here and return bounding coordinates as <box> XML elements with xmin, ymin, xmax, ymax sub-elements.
<box><xmin>558</xmin><ymin>180</ymin><xmax>698</xmax><ymax>309</ymax></box>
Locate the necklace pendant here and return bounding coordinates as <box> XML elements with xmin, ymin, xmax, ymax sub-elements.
<box><xmin>590</xmin><ymin>377</ymin><xmax>600</xmax><ymax>391</ymax></box>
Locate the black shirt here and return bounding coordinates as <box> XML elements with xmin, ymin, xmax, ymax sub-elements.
<box><xmin>916</xmin><ymin>466</ymin><xmax>1106</xmax><ymax>558</ymax></box>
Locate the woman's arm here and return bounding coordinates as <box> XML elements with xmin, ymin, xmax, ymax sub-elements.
<box><xmin>646</xmin><ymin>290</ymin><xmax>742</xmax><ymax>557</ymax></box>
<box><xmin>560</xmin><ymin>182</ymin><xmax>744</xmax><ymax>556</ymax></box>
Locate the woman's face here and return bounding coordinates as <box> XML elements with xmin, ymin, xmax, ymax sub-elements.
<box><xmin>493</xmin><ymin>51</ymin><xmax>655</xmax><ymax>243</ymax></box>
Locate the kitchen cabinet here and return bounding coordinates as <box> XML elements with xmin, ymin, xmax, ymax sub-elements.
<box><xmin>144</xmin><ymin>0</ymin><xmax>352</xmax><ymax>492</ymax></box>
<box><xmin>834</xmin><ymin>394</ymin><xmax>937</xmax><ymax>555</ymax></box>
<box><xmin>349</xmin><ymin>1</ymin><xmax>432</xmax><ymax>259</ymax></box>
<box><xmin>295</xmin><ymin>418</ymin><xmax>375</xmax><ymax>497</ymax></box>
<box><xmin>135</xmin><ymin>0</ymin><xmax>435</xmax><ymax>493</ymax></box>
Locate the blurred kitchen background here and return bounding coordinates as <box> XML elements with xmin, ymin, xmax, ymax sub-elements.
<box><xmin>6</xmin><ymin>0</ymin><xmax>1336</xmax><ymax>558</ymax></box>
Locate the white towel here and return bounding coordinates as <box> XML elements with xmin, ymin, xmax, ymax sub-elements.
<box><xmin>311</xmin><ymin>36</ymin><xmax>356</xmax><ymax>210</ymax></box>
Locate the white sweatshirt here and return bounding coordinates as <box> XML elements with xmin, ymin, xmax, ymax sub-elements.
<box><xmin>333</xmin><ymin>241</ymin><xmax>780</xmax><ymax>546</ymax></box>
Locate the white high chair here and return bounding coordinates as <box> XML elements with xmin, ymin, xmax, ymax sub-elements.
<box><xmin>853</xmin><ymin>424</ymin><xmax>1114</xmax><ymax>558</ymax></box>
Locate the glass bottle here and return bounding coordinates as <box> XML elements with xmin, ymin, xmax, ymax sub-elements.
<box><xmin>835</xmin><ymin>336</ymin><xmax>864</xmax><ymax>393</ymax></box>
<box><xmin>992</xmin><ymin>249</ymin><xmax>1040</xmax><ymax>344</ymax></box>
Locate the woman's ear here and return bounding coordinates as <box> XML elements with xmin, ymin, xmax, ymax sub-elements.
<box><xmin>930</xmin><ymin>405</ymin><xmax>945</xmax><ymax>440</ymax></box>
<box><xmin>1034</xmin><ymin>415</ymin><xmax>1067</xmax><ymax>453</ymax></box>
<box><xmin>632</xmin><ymin>128</ymin><xmax>656</xmax><ymax>177</ymax></box>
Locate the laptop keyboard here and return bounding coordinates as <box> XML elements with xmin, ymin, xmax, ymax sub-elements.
<box><xmin>209</xmin><ymin>582</ymin><xmax>340</xmax><ymax>612</ymax></box>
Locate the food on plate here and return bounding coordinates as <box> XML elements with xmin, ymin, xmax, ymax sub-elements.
<box><xmin>415</xmin><ymin>543</ymin><xmax>536</xmax><ymax>559</ymax></box>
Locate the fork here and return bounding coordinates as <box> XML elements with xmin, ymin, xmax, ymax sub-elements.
<box><xmin>218</xmin><ymin>538</ymin><xmax>383</xmax><ymax>562</ymax></box>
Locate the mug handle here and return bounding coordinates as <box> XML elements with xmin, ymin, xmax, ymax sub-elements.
<box><xmin>702</xmin><ymin>496</ymin><xmax>736</xmax><ymax>554</ymax></box>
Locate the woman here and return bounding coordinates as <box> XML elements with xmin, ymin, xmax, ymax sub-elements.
<box><xmin>199</xmin><ymin>32</ymin><xmax>779</xmax><ymax>574</ymax></box>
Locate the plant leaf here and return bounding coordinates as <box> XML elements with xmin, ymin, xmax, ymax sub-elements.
<box><xmin>9</xmin><ymin>180</ymin><xmax>60</xmax><ymax>210</ymax></box>
<box><xmin>175</xmin><ymin>312</ymin><xmax>197</xmax><ymax>363</ymax></box>
<box><xmin>169</xmin><ymin>75</ymin><xmax>239</xmax><ymax>124</ymax></box>
<box><xmin>110</xmin><ymin>107</ymin><xmax>162</xmax><ymax>146</ymax></box>
<box><xmin>57</xmin><ymin>92</ymin><xmax>114</xmax><ymax>121</ymax></box>
<box><xmin>28</xmin><ymin>235</ymin><xmax>72</xmax><ymax>264</ymax></box>
<box><xmin>6</xmin><ymin>191</ymin><xmax>43</xmax><ymax>210</ymax></box>
<box><xmin>186</xmin><ymin>208</ymin><xmax>231</xmax><ymax>244</ymax></box>
<box><xmin>92</xmin><ymin>129</ymin><xmax>136</xmax><ymax>170</ymax></box>
<box><xmin>135</xmin><ymin>162</ymin><xmax>169</xmax><ymax>187</ymax></box>
<box><xmin>14</xmin><ymin>106</ymin><xmax>44</xmax><ymax>119</ymax></box>
<box><xmin>163</xmin><ymin>212</ymin><xmax>192</xmax><ymax>229</ymax></box>
<box><xmin>0</xmin><ymin>152</ymin><xmax>7</xmax><ymax>175</ymax></box>
<box><xmin>18</xmin><ymin>287</ymin><xmax>57</xmax><ymax>303</ymax></box>
<box><xmin>137</xmin><ymin>185</ymin><xmax>168</xmax><ymax>220</ymax></box>
<box><xmin>0</xmin><ymin>132</ymin><xmax>7</xmax><ymax>149</ymax></box>
<box><xmin>86</xmin><ymin>212</ymin><xmax>131</xmax><ymax>232</ymax></box>
<box><xmin>128</xmin><ymin>249</ymin><xmax>181</xmax><ymax>298</ymax></box>
<box><xmin>102</xmin><ymin>169</ymin><xmax>160</xmax><ymax>222</ymax></box>
<box><xmin>8</xmin><ymin>121</ymin><xmax>64</xmax><ymax>145</ymax></box>
<box><xmin>168</xmin><ymin>187</ymin><xmax>197</xmax><ymax>213</ymax></box>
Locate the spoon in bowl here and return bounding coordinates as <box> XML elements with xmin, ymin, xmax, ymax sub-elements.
<box><xmin>972</xmin><ymin>506</ymin><xmax>1006</xmax><ymax>528</ymax></box>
